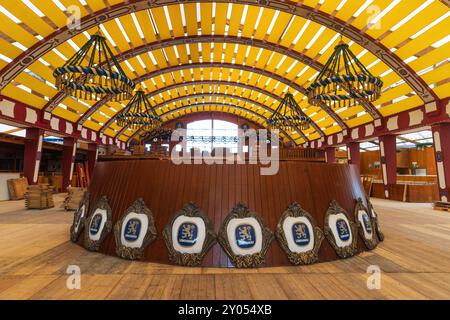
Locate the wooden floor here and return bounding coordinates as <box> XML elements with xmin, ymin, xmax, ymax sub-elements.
<box><xmin>0</xmin><ymin>195</ymin><xmax>449</xmax><ymax>300</ymax></box>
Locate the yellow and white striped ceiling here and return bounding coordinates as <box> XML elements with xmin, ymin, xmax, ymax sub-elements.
<box><xmin>0</xmin><ymin>0</ymin><xmax>448</xmax><ymax>144</ymax></box>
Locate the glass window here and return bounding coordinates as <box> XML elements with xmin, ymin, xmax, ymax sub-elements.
<box><xmin>186</xmin><ymin>119</ymin><xmax>239</xmax><ymax>153</ymax></box>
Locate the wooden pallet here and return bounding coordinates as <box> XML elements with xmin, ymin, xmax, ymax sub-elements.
<box><xmin>25</xmin><ymin>184</ymin><xmax>55</xmax><ymax>210</ymax></box>
<box><xmin>433</xmin><ymin>201</ymin><xmax>450</xmax><ymax>212</ymax></box>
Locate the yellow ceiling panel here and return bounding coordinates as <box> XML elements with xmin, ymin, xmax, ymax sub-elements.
<box><xmin>409</xmin><ymin>44</ymin><xmax>450</xmax><ymax>72</ymax></box>
<box><xmin>167</xmin><ymin>5</ymin><xmax>184</xmax><ymax>37</ymax></box>
<box><xmin>0</xmin><ymin>13</ymin><xmax>36</xmax><ymax>47</ymax></box>
<box><xmin>381</xmin><ymin>2</ymin><xmax>445</xmax><ymax>49</ymax></box>
<box><xmin>6</xmin><ymin>1</ymin><xmax>54</xmax><ymax>36</ymax></box>
<box><xmin>350</xmin><ymin>0</ymin><xmax>392</xmax><ymax>31</ymax></box>
<box><xmin>2</xmin><ymin>85</ymin><xmax>46</xmax><ymax>108</ymax></box>
<box><xmin>200</xmin><ymin>3</ymin><xmax>213</xmax><ymax>36</ymax></box>
<box><xmin>120</xmin><ymin>15</ymin><xmax>145</xmax><ymax>46</ymax></box>
<box><xmin>365</xmin><ymin>0</ymin><xmax>424</xmax><ymax>40</ymax></box>
<box><xmin>134</xmin><ymin>10</ymin><xmax>157</xmax><ymax>44</ymax></box>
<box><xmin>82</xmin><ymin>120</ymin><xmax>101</xmax><ymax>132</ymax></box>
<box><xmin>228</xmin><ymin>4</ymin><xmax>245</xmax><ymax>36</ymax></box>
<box><xmin>433</xmin><ymin>81</ymin><xmax>450</xmax><ymax>99</ymax></box>
<box><xmin>151</xmin><ymin>7</ymin><xmax>172</xmax><ymax>40</ymax></box>
<box><xmin>421</xmin><ymin>63</ymin><xmax>450</xmax><ymax>86</ymax></box>
<box><xmin>29</xmin><ymin>0</ymin><xmax>69</xmax><ymax>27</ymax></box>
<box><xmin>253</xmin><ymin>8</ymin><xmax>276</xmax><ymax>39</ymax></box>
<box><xmin>241</xmin><ymin>5</ymin><xmax>261</xmax><ymax>38</ymax></box>
<box><xmin>51</xmin><ymin>106</ymin><xmax>79</xmax><ymax>123</ymax></box>
<box><xmin>379</xmin><ymin>95</ymin><xmax>423</xmax><ymax>116</ymax></box>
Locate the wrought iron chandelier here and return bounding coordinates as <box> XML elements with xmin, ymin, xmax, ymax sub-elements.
<box><xmin>266</xmin><ymin>93</ymin><xmax>311</xmax><ymax>131</ymax></box>
<box><xmin>53</xmin><ymin>32</ymin><xmax>135</xmax><ymax>101</ymax></box>
<box><xmin>116</xmin><ymin>90</ymin><xmax>162</xmax><ymax>130</ymax></box>
<box><xmin>306</xmin><ymin>38</ymin><xmax>382</xmax><ymax>109</ymax></box>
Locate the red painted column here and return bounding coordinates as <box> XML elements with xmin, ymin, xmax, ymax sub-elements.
<box><xmin>378</xmin><ymin>135</ymin><xmax>397</xmax><ymax>198</ymax></box>
<box><xmin>23</xmin><ymin>128</ymin><xmax>44</xmax><ymax>185</ymax></box>
<box><xmin>347</xmin><ymin>142</ymin><xmax>361</xmax><ymax>171</ymax></box>
<box><xmin>432</xmin><ymin>123</ymin><xmax>450</xmax><ymax>202</ymax></box>
<box><xmin>62</xmin><ymin>137</ymin><xmax>77</xmax><ymax>192</ymax></box>
<box><xmin>87</xmin><ymin>143</ymin><xmax>98</xmax><ymax>180</ymax></box>
<box><xmin>325</xmin><ymin>147</ymin><xmax>336</xmax><ymax>164</ymax></box>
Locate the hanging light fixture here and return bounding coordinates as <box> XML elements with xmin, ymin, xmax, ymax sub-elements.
<box><xmin>53</xmin><ymin>32</ymin><xmax>135</xmax><ymax>101</ymax></box>
<box><xmin>116</xmin><ymin>90</ymin><xmax>162</xmax><ymax>130</ymax></box>
<box><xmin>266</xmin><ymin>92</ymin><xmax>312</xmax><ymax>131</ymax></box>
<box><xmin>306</xmin><ymin>37</ymin><xmax>383</xmax><ymax>109</ymax></box>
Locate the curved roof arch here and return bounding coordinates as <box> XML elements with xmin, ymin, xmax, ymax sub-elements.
<box><xmin>122</xmin><ymin>104</ymin><xmax>297</xmax><ymax>144</ymax></box>
<box><xmin>0</xmin><ymin>1</ymin><xmax>448</xmax><ymax>144</ymax></box>
<box><xmin>0</xmin><ymin>0</ymin><xmax>439</xmax><ymax>104</ymax></box>
<box><xmin>80</xmin><ymin>62</ymin><xmax>349</xmax><ymax>134</ymax></box>
<box><xmin>111</xmin><ymin>92</ymin><xmax>317</xmax><ymax>143</ymax></box>
<box><xmin>44</xmin><ymin>35</ymin><xmax>380</xmax><ymax>121</ymax></box>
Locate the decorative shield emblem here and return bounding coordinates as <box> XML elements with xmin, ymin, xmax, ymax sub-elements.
<box><xmin>163</xmin><ymin>202</ymin><xmax>216</xmax><ymax>266</ymax></box>
<box><xmin>218</xmin><ymin>203</ymin><xmax>273</xmax><ymax>268</ymax></box>
<box><xmin>366</xmin><ymin>197</ymin><xmax>384</xmax><ymax>242</ymax></box>
<box><xmin>355</xmin><ymin>198</ymin><xmax>378</xmax><ymax>250</ymax></box>
<box><xmin>114</xmin><ymin>198</ymin><xmax>157</xmax><ymax>260</ymax></box>
<box><xmin>84</xmin><ymin>196</ymin><xmax>112</xmax><ymax>251</ymax></box>
<box><xmin>275</xmin><ymin>202</ymin><xmax>324</xmax><ymax>265</ymax></box>
<box><xmin>70</xmin><ymin>191</ymin><xmax>89</xmax><ymax>242</ymax></box>
<box><xmin>324</xmin><ymin>200</ymin><xmax>358</xmax><ymax>258</ymax></box>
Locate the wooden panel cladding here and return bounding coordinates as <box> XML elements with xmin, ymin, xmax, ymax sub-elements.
<box><xmin>79</xmin><ymin>160</ymin><xmax>369</xmax><ymax>267</ymax></box>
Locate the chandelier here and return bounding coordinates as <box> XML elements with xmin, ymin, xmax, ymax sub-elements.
<box><xmin>116</xmin><ymin>90</ymin><xmax>162</xmax><ymax>130</ymax></box>
<box><xmin>53</xmin><ymin>33</ymin><xmax>135</xmax><ymax>101</ymax></box>
<box><xmin>306</xmin><ymin>39</ymin><xmax>382</xmax><ymax>109</ymax></box>
<box><xmin>266</xmin><ymin>93</ymin><xmax>311</xmax><ymax>131</ymax></box>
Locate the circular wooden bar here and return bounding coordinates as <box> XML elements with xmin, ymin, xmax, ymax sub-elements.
<box><xmin>76</xmin><ymin>159</ymin><xmax>371</xmax><ymax>267</ymax></box>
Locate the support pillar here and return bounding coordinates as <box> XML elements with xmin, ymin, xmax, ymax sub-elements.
<box><xmin>23</xmin><ymin>128</ymin><xmax>44</xmax><ymax>185</ymax></box>
<box><xmin>347</xmin><ymin>142</ymin><xmax>361</xmax><ymax>172</ymax></box>
<box><xmin>62</xmin><ymin>137</ymin><xmax>77</xmax><ymax>192</ymax></box>
<box><xmin>87</xmin><ymin>143</ymin><xmax>98</xmax><ymax>180</ymax></box>
<box><xmin>432</xmin><ymin>123</ymin><xmax>450</xmax><ymax>202</ymax></box>
<box><xmin>378</xmin><ymin>135</ymin><xmax>397</xmax><ymax>198</ymax></box>
<box><xmin>325</xmin><ymin>147</ymin><xmax>336</xmax><ymax>164</ymax></box>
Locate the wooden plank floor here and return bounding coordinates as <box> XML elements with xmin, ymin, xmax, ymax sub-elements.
<box><xmin>0</xmin><ymin>195</ymin><xmax>449</xmax><ymax>300</ymax></box>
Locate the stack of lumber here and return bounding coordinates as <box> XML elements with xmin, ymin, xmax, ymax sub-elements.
<box><xmin>7</xmin><ymin>178</ymin><xmax>29</xmax><ymax>200</ymax></box>
<box><xmin>61</xmin><ymin>187</ymin><xmax>86</xmax><ymax>211</ymax></box>
<box><xmin>433</xmin><ymin>201</ymin><xmax>450</xmax><ymax>212</ymax></box>
<box><xmin>25</xmin><ymin>184</ymin><xmax>55</xmax><ymax>209</ymax></box>
<box><xmin>132</xmin><ymin>145</ymin><xmax>145</xmax><ymax>155</ymax></box>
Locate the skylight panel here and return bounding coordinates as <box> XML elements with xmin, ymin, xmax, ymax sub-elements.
<box><xmin>390</xmin><ymin>0</ymin><xmax>434</xmax><ymax>31</ymax></box>
<box><xmin>266</xmin><ymin>10</ymin><xmax>280</xmax><ymax>35</ymax></box>
<box><xmin>136</xmin><ymin>56</ymin><xmax>146</xmax><ymax>69</ymax></box>
<box><xmin>432</xmin><ymin>35</ymin><xmax>450</xmax><ymax>48</ymax></box>
<box><xmin>336</xmin><ymin>0</ymin><xmax>348</xmax><ymax>11</ymax></box>
<box><xmin>0</xmin><ymin>54</ymin><xmax>12</xmax><ymax>63</ymax></box>
<box><xmin>305</xmin><ymin>26</ymin><xmax>325</xmax><ymax>49</ymax></box>
<box><xmin>52</xmin><ymin>0</ymin><xmax>66</xmax><ymax>11</ymax></box>
<box><xmin>180</xmin><ymin>4</ymin><xmax>187</xmax><ymax>28</ymax></box>
<box><xmin>131</xmin><ymin>13</ymin><xmax>144</xmax><ymax>39</ymax></box>
<box><xmin>240</xmin><ymin>5</ymin><xmax>248</xmax><ymax>25</ymax></box>
<box><xmin>163</xmin><ymin>6</ymin><xmax>173</xmax><ymax>31</ymax></box>
<box><xmin>352</xmin><ymin>0</ymin><xmax>373</xmax><ymax>18</ymax></box>
<box><xmin>0</xmin><ymin>5</ymin><xmax>21</xmax><ymax>23</ymax></box>
<box><xmin>115</xmin><ymin>18</ymin><xmax>131</xmax><ymax>43</ymax></box>
<box><xmin>292</xmin><ymin>20</ymin><xmax>310</xmax><ymax>45</ymax></box>
<box><xmin>319</xmin><ymin>33</ymin><xmax>340</xmax><ymax>55</ymax></box>
<box><xmin>99</xmin><ymin>24</ymin><xmax>117</xmax><ymax>47</ymax></box>
<box><xmin>368</xmin><ymin>0</ymin><xmax>401</xmax><ymax>26</ymax></box>
<box><xmin>22</xmin><ymin>0</ymin><xmax>45</xmax><ymax>17</ymax></box>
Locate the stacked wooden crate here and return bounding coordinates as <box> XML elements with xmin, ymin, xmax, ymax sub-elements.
<box><xmin>25</xmin><ymin>184</ymin><xmax>55</xmax><ymax>209</ymax></box>
<box><xmin>7</xmin><ymin>178</ymin><xmax>29</xmax><ymax>200</ymax></box>
<box><xmin>62</xmin><ymin>187</ymin><xmax>86</xmax><ymax>211</ymax></box>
